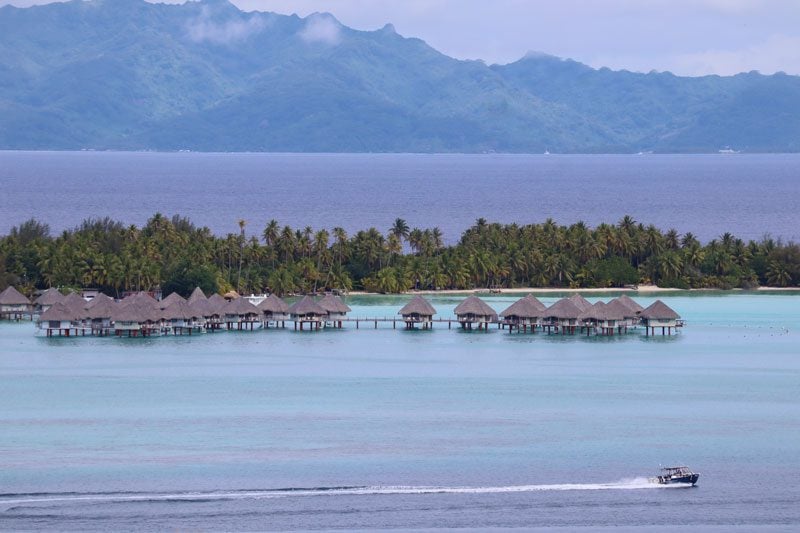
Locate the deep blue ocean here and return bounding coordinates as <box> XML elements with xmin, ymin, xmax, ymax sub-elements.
<box><xmin>1</xmin><ymin>293</ymin><xmax>799</xmax><ymax>531</ymax></box>
<box><xmin>1</xmin><ymin>152</ymin><xmax>799</xmax><ymax>242</ymax></box>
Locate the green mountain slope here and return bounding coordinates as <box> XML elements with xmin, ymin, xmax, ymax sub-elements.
<box><xmin>1</xmin><ymin>0</ymin><xmax>798</xmax><ymax>152</ymax></box>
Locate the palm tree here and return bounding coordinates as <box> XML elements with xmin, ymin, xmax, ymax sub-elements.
<box><xmin>237</xmin><ymin>219</ymin><xmax>246</xmax><ymax>292</ymax></box>
<box><xmin>390</xmin><ymin>218</ymin><xmax>410</xmax><ymax>242</ymax></box>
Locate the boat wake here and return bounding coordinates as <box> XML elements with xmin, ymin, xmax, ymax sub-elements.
<box><xmin>0</xmin><ymin>479</ymin><xmax>690</xmax><ymax>509</ymax></box>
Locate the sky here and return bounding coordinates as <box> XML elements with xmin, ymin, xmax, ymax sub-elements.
<box><xmin>2</xmin><ymin>0</ymin><xmax>800</xmax><ymax>75</ymax></box>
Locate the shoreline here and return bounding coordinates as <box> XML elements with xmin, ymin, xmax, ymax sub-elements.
<box><xmin>345</xmin><ymin>285</ymin><xmax>800</xmax><ymax>296</ymax></box>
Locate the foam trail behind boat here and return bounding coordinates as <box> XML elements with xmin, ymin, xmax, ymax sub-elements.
<box><xmin>0</xmin><ymin>478</ymin><xmax>692</xmax><ymax>509</ymax></box>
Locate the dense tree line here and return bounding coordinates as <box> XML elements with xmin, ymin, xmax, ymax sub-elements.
<box><xmin>1</xmin><ymin>214</ymin><xmax>798</xmax><ymax>296</ymax></box>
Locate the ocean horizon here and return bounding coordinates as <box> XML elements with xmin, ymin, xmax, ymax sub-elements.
<box><xmin>2</xmin><ymin>151</ymin><xmax>798</xmax><ymax>243</ymax></box>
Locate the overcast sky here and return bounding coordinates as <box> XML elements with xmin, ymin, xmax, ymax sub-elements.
<box><xmin>3</xmin><ymin>0</ymin><xmax>799</xmax><ymax>75</ymax></box>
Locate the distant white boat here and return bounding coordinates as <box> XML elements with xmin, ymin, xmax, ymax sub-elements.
<box><xmin>543</xmin><ymin>149</ymin><xmax>551</xmax><ymax>155</ymax></box>
<box><xmin>718</xmin><ymin>147</ymin><xmax>740</xmax><ymax>154</ymax></box>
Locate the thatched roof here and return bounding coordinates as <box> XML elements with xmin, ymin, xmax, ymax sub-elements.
<box><xmin>187</xmin><ymin>287</ymin><xmax>207</xmax><ymax>303</ymax></box>
<box><xmin>568</xmin><ymin>294</ymin><xmax>593</xmax><ymax>312</ymax></box>
<box><xmin>162</xmin><ymin>299</ymin><xmax>199</xmax><ymax>320</ymax></box>
<box><xmin>85</xmin><ymin>297</ymin><xmax>117</xmax><ymax>319</ymax></box>
<box><xmin>124</xmin><ymin>292</ymin><xmax>159</xmax><ymax>308</ymax></box>
<box><xmin>639</xmin><ymin>300</ymin><xmax>681</xmax><ymax>320</ymax></box>
<box><xmin>288</xmin><ymin>295</ymin><xmax>327</xmax><ymax>316</ymax></box>
<box><xmin>222</xmin><ymin>296</ymin><xmax>260</xmax><ymax>316</ymax></box>
<box><xmin>159</xmin><ymin>292</ymin><xmax>186</xmax><ymax>309</ymax></box>
<box><xmin>616</xmin><ymin>294</ymin><xmax>645</xmax><ymax>313</ymax></box>
<box><xmin>604</xmin><ymin>298</ymin><xmax>633</xmax><ymax>320</ymax></box>
<box><xmin>38</xmin><ymin>301</ymin><xmax>76</xmax><ymax>322</ymax></box>
<box><xmin>188</xmin><ymin>297</ymin><xmax>213</xmax><ymax>317</ymax></box>
<box><xmin>206</xmin><ymin>294</ymin><xmax>227</xmax><ymax>315</ymax></box>
<box><xmin>500</xmin><ymin>295</ymin><xmax>546</xmax><ymax>318</ymax></box>
<box><xmin>579</xmin><ymin>301</ymin><xmax>608</xmax><ymax>321</ymax></box>
<box><xmin>62</xmin><ymin>293</ymin><xmax>88</xmax><ymax>316</ymax></box>
<box><xmin>223</xmin><ymin>290</ymin><xmax>240</xmax><ymax>300</ymax></box>
<box><xmin>544</xmin><ymin>298</ymin><xmax>582</xmax><ymax>319</ymax></box>
<box><xmin>34</xmin><ymin>288</ymin><xmax>64</xmax><ymax>306</ymax></box>
<box><xmin>398</xmin><ymin>295</ymin><xmax>437</xmax><ymax>317</ymax></box>
<box><xmin>454</xmin><ymin>295</ymin><xmax>497</xmax><ymax>318</ymax></box>
<box><xmin>258</xmin><ymin>295</ymin><xmax>290</xmax><ymax>314</ymax></box>
<box><xmin>112</xmin><ymin>302</ymin><xmax>146</xmax><ymax>323</ymax></box>
<box><xmin>85</xmin><ymin>293</ymin><xmax>113</xmax><ymax>309</ymax></box>
<box><xmin>0</xmin><ymin>286</ymin><xmax>30</xmax><ymax>305</ymax></box>
<box><xmin>317</xmin><ymin>294</ymin><xmax>351</xmax><ymax>314</ymax></box>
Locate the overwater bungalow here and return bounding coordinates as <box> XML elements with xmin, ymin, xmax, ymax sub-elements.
<box><xmin>85</xmin><ymin>297</ymin><xmax>116</xmax><ymax>335</ymax></box>
<box><xmin>454</xmin><ymin>295</ymin><xmax>497</xmax><ymax>330</ymax></box>
<box><xmin>606</xmin><ymin>298</ymin><xmax>638</xmax><ymax>331</ymax></box>
<box><xmin>543</xmin><ymin>298</ymin><xmax>583</xmax><ymax>334</ymax></box>
<box><xmin>318</xmin><ymin>294</ymin><xmax>351</xmax><ymax>328</ymax></box>
<box><xmin>258</xmin><ymin>295</ymin><xmax>290</xmax><ymax>328</ymax></box>
<box><xmin>34</xmin><ymin>288</ymin><xmax>64</xmax><ymax>314</ymax></box>
<box><xmin>111</xmin><ymin>303</ymin><xmax>145</xmax><ymax>337</ymax></box>
<box><xmin>162</xmin><ymin>299</ymin><xmax>204</xmax><ymax>334</ymax></box>
<box><xmin>500</xmin><ymin>295</ymin><xmax>546</xmax><ymax>333</ymax></box>
<box><xmin>639</xmin><ymin>300</ymin><xmax>682</xmax><ymax>335</ymax></box>
<box><xmin>288</xmin><ymin>296</ymin><xmax>328</xmax><ymax>331</ymax></box>
<box><xmin>0</xmin><ymin>286</ymin><xmax>32</xmax><ymax>320</ymax></box>
<box><xmin>221</xmin><ymin>297</ymin><xmax>262</xmax><ymax>331</ymax></box>
<box><xmin>37</xmin><ymin>301</ymin><xmax>86</xmax><ymax>337</ymax></box>
<box><xmin>398</xmin><ymin>295</ymin><xmax>437</xmax><ymax>330</ymax></box>
<box><xmin>205</xmin><ymin>293</ymin><xmax>228</xmax><ymax>330</ymax></box>
<box><xmin>579</xmin><ymin>301</ymin><xmax>625</xmax><ymax>336</ymax></box>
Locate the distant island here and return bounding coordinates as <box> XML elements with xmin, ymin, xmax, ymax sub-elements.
<box><xmin>1</xmin><ymin>0</ymin><xmax>799</xmax><ymax>153</ymax></box>
<box><xmin>1</xmin><ymin>214</ymin><xmax>797</xmax><ymax>296</ymax></box>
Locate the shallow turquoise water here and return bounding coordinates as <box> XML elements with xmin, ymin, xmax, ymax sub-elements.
<box><xmin>1</xmin><ymin>292</ymin><xmax>799</xmax><ymax>530</ymax></box>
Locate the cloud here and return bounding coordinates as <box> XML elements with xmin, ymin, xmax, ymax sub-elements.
<box><xmin>186</xmin><ymin>6</ymin><xmax>265</xmax><ymax>44</ymax></box>
<box><xmin>298</xmin><ymin>13</ymin><xmax>342</xmax><ymax>45</ymax></box>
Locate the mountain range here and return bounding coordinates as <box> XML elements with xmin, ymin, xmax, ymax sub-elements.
<box><xmin>1</xmin><ymin>0</ymin><xmax>799</xmax><ymax>153</ymax></box>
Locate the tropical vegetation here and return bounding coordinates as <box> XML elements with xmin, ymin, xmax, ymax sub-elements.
<box><xmin>1</xmin><ymin>214</ymin><xmax>798</xmax><ymax>297</ymax></box>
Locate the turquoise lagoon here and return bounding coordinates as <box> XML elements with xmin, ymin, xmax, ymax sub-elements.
<box><xmin>1</xmin><ymin>292</ymin><xmax>799</xmax><ymax>530</ymax></box>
